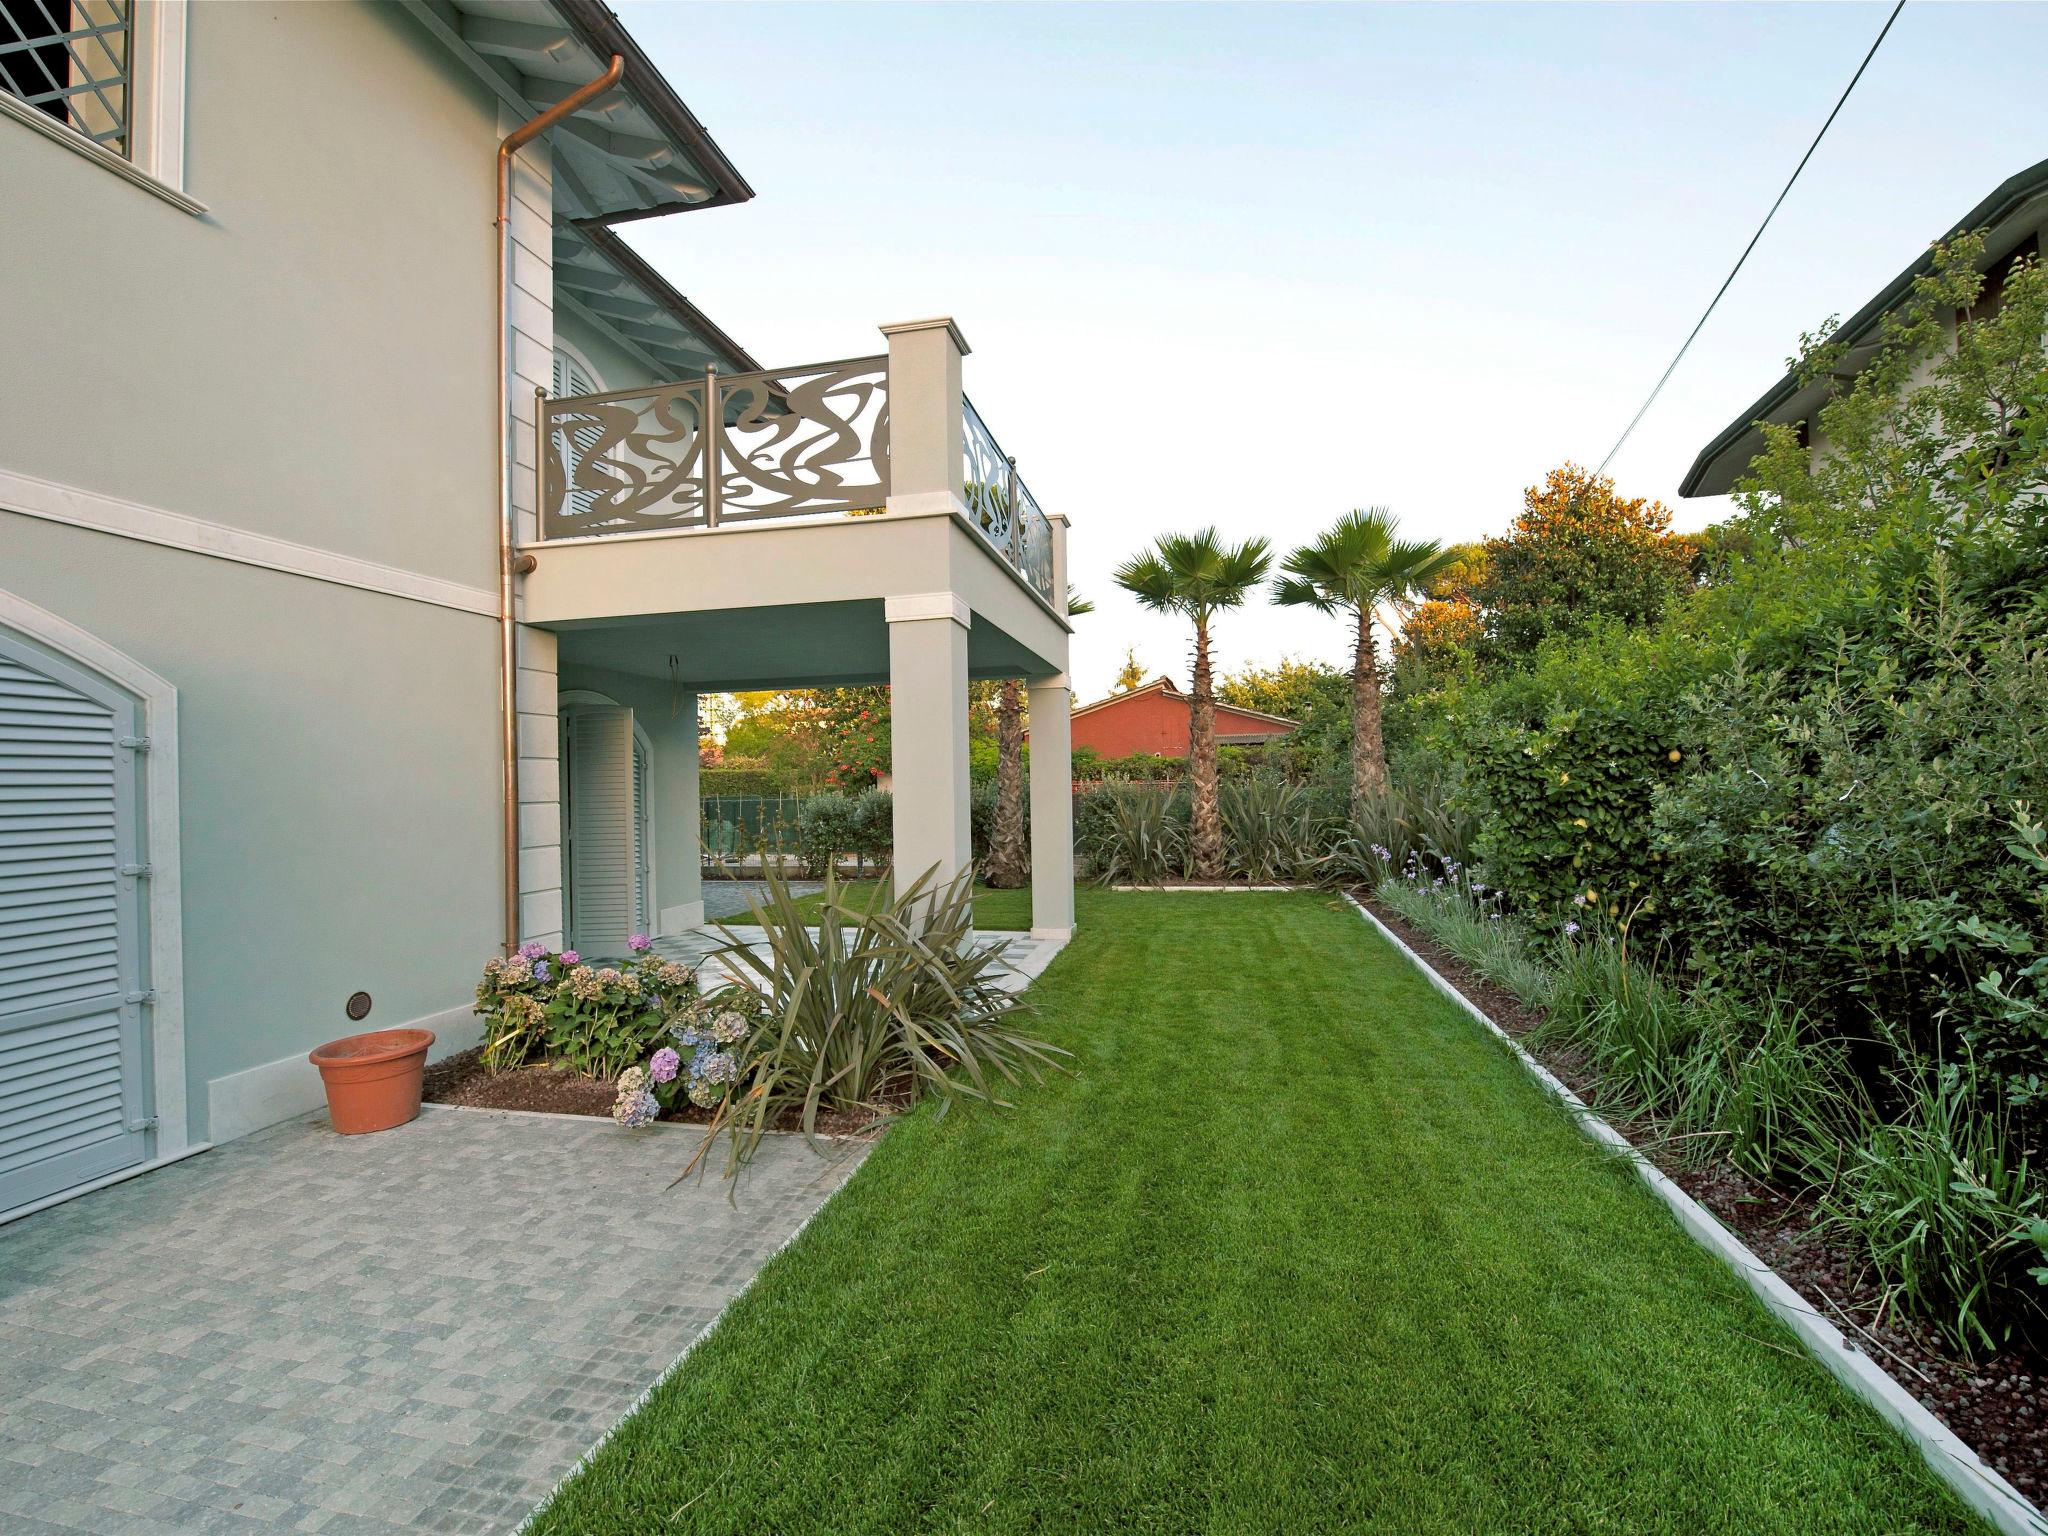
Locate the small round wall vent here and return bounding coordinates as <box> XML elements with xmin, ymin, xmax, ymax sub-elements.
<box><xmin>345</xmin><ymin>991</ymin><xmax>373</xmax><ymax>1022</ymax></box>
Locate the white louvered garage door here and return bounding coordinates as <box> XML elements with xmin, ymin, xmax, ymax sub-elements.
<box><xmin>0</xmin><ymin>634</ymin><xmax>149</xmax><ymax>1218</ymax></box>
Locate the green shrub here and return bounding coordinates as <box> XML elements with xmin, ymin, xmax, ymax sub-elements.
<box><xmin>1652</xmin><ymin>600</ymin><xmax>2048</xmax><ymax>1090</ymax></box>
<box><xmin>970</xmin><ymin>778</ymin><xmax>1001</xmax><ymax>863</ymax></box>
<box><xmin>700</xmin><ymin>766</ymin><xmax>783</xmax><ymax>797</ymax></box>
<box><xmin>1446</xmin><ymin>622</ymin><xmax>1710</xmax><ymax>925</ymax></box>
<box><xmin>851</xmin><ymin>787</ymin><xmax>893</xmax><ymax>867</ymax></box>
<box><xmin>794</xmin><ymin>792</ymin><xmax>863</xmax><ymax>877</ymax></box>
<box><xmin>1082</xmin><ymin>784</ymin><xmax>1186</xmax><ymax>884</ymax></box>
<box><xmin>1219</xmin><ymin>776</ymin><xmax>1332</xmax><ymax>883</ymax></box>
<box><xmin>695</xmin><ymin>866</ymin><xmax>1068</xmax><ymax>1175</ymax></box>
<box><xmin>1077</xmin><ymin>750</ymin><xmax>1184</xmax><ymax>784</ymax></box>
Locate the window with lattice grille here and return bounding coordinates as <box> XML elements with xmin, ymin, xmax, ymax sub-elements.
<box><xmin>1</xmin><ymin>0</ymin><xmax>133</xmax><ymax>158</ymax></box>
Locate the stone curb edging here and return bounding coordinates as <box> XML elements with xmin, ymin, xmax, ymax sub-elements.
<box><xmin>1344</xmin><ymin>893</ymin><xmax>2048</xmax><ymax>1536</ymax></box>
<box><xmin>1108</xmin><ymin>883</ymin><xmax>1301</xmax><ymax>892</ymax></box>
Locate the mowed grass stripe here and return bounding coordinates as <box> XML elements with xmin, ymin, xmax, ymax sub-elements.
<box><xmin>530</xmin><ymin>891</ymin><xmax>1979</xmax><ymax>1535</ymax></box>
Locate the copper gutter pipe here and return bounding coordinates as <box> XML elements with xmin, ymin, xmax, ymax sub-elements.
<box><xmin>496</xmin><ymin>54</ymin><xmax>624</xmax><ymax>954</ymax></box>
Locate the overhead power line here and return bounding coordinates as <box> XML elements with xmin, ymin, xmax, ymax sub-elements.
<box><xmin>1595</xmin><ymin>0</ymin><xmax>1906</xmax><ymax>477</ymax></box>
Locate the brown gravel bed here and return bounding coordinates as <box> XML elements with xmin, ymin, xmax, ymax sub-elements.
<box><xmin>421</xmin><ymin>1045</ymin><xmax>889</xmax><ymax>1138</ymax></box>
<box><xmin>1356</xmin><ymin>891</ymin><xmax>2047</xmax><ymax>1504</ymax></box>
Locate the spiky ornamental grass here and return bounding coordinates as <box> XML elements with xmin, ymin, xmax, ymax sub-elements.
<box><xmin>532</xmin><ymin>892</ymin><xmax>1977</xmax><ymax>1536</ymax></box>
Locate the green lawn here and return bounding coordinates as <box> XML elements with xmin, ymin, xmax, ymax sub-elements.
<box><xmin>777</xmin><ymin>877</ymin><xmax>1036</xmax><ymax>931</ymax></box>
<box><xmin>532</xmin><ymin>891</ymin><xmax>1976</xmax><ymax>1535</ymax></box>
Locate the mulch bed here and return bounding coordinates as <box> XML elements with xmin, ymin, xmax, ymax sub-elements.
<box><xmin>421</xmin><ymin>1046</ymin><xmax>891</xmax><ymax>1139</ymax></box>
<box><xmin>1356</xmin><ymin>890</ymin><xmax>2047</xmax><ymax>1504</ymax></box>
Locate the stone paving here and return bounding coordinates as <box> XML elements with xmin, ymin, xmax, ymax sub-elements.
<box><xmin>658</xmin><ymin>923</ymin><xmax>1062</xmax><ymax>994</ymax></box>
<box><xmin>0</xmin><ymin>1105</ymin><xmax>864</xmax><ymax>1534</ymax></box>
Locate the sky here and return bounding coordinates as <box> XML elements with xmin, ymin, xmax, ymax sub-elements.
<box><xmin>615</xmin><ymin>1</ymin><xmax>2048</xmax><ymax>701</ymax></box>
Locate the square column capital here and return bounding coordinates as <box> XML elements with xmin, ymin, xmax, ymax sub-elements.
<box><xmin>885</xmin><ymin>591</ymin><xmax>971</xmax><ymax>628</ymax></box>
<box><xmin>879</xmin><ymin>315</ymin><xmax>972</xmax><ymax>357</ymax></box>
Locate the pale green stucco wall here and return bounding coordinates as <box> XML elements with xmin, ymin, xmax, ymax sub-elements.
<box><xmin>1</xmin><ymin>515</ymin><xmax>501</xmax><ymax>1137</ymax></box>
<box><xmin>0</xmin><ymin>2</ymin><xmax>512</xmax><ymax>1139</ymax></box>
<box><xmin>0</xmin><ymin>2</ymin><xmax>500</xmax><ymax>590</ymax></box>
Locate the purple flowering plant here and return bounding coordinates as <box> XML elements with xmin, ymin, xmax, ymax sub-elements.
<box><xmin>612</xmin><ymin>989</ymin><xmax>765</xmax><ymax>1126</ymax></box>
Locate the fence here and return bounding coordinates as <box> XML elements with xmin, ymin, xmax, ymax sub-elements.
<box><xmin>700</xmin><ymin>795</ymin><xmax>807</xmax><ymax>860</ymax></box>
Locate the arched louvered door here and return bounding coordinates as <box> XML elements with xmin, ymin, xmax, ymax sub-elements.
<box><xmin>0</xmin><ymin>629</ymin><xmax>150</xmax><ymax>1217</ymax></box>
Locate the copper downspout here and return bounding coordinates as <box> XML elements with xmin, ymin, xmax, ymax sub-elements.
<box><xmin>496</xmin><ymin>55</ymin><xmax>624</xmax><ymax>954</ymax></box>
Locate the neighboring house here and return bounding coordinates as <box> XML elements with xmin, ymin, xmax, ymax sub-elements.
<box><xmin>0</xmin><ymin>0</ymin><xmax>1075</xmax><ymax>1223</ymax></box>
<box><xmin>1681</xmin><ymin>156</ymin><xmax>2048</xmax><ymax>498</ymax></box>
<box><xmin>1044</xmin><ymin>677</ymin><xmax>1297</xmax><ymax>760</ymax></box>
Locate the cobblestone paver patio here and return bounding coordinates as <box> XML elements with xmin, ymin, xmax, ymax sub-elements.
<box><xmin>0</xmin><ymin>1105</ymin><xmax>864</xmax><ymax>1534</ymax></box>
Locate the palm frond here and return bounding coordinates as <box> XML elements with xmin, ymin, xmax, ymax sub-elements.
<box><xmin>1115</xmin><ymin>527</ymin><xmax>1273</xmax><ymax>618</ymax></box>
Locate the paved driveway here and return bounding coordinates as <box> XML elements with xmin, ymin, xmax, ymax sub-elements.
<box><xmin>0</xmin><ymin>1106</ymin><xmax>864</xmax><ymax>1534</ymax></box>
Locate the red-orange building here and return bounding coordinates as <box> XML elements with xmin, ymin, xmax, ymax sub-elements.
<box><xmin>1032</xmin><ymin>676</ymin><xmax>1298</xmax><ymax>760</ymax></box>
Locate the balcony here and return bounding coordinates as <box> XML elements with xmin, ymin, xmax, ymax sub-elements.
<box><xmin>514</xmin><ymin>316</ymin><xmax>1078</xmax><ymax>946</ymax></box>
<box><xmin>535</xmin><ymin>349</ymin><xmax>1057</xmax><ymax>604</ymax></box>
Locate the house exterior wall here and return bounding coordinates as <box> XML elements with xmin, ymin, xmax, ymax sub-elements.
<box><xmin>0</xmin><ymin>2</ymin><xmax>515</xmax><ymax>1142</ymax></box>
<box><xmin>1062</xmin><ymin>691</ymin><xmax>1294</xmax><ymax>759</ymax></box>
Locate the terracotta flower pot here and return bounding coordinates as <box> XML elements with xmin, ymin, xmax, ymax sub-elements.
<box><xmin>309</xmin><ymin>1028</ymin><xmax>435</xmax><ymax>1135</ymax></box>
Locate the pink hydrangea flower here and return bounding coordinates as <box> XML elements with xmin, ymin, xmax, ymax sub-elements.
<box><xmin>559</xmin><ymin>950</ymin><xmax>580</xmax><ymax>965</ymax></box>
<box><xmin>628</xmin><ymin>933</ymin><xmax>653</xmax><ymax>953</ymax></box>
<box><xmin>648</xmin><ymin>1046</ymin><xmax>680</xmax><ymax>1084</ymax></box>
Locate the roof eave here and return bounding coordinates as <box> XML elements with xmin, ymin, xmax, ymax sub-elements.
<box><xmin>577</xmin><ymin>222</ymin><xmax>760</xmax><ymax>373</ymax></box>
<box><xmin>551</xmin><ymin>0</ymin><xmax>755</xmax><ymax>212</ymax></box>
<box><xmin>1680</xmin><ymin>155</ymin><xmax>2048</xmax><ymax>499</ymax></box>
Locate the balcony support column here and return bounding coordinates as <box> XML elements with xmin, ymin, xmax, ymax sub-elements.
<box><xmin>886</xmin><ymin>591</ymin><xmax>973</xmax><ymax>927</ymax></box>
<box><xmin>1027</xmin><ymin>674</ymin><xmax>1076</xmax><ymax>939</ymax></box>
<box><xmin>880</xmin><ymin>317</ymin><xmax>970</xmax><ymax>518</ymax></box>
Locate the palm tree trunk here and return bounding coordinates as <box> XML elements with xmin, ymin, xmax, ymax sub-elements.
<box><xmin>1351</xmin><ymin>606</ymin><xmax>1388</xmax><ymax>812</ymax></box>
<box><xmin>985</xmin><ymin>677</ymin><xmax>1028</xmax><ymax>887</ymax></box>
<box><xmin>1188</xmin><ymin>614</ymin><xmax>1224</xmax><ymax>880</ymax></box>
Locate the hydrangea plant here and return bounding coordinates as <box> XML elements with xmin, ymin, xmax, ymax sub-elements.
<box><xmin>610</xmin><ymin>991</ymin><xmax>763</xmax><ymax>1126</ymax></box>
<box><xmin>475</xmin><ymin>932</ymin><xmax>697</xmax><ymax>1078</ymax></box>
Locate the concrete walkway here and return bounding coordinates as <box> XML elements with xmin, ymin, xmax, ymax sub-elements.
<box><xmin>0</xmin><ymin>1106</ymin><xmax>864</xmax><ymax>1534</ymax></box>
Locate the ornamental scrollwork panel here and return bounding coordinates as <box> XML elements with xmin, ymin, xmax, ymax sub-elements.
<box><xmin>716</xmin><ymin>361</ymin><xmax>891</xmax><ymax>521</ymax></box>
<box><xmin>961</xmin><ymin>394</ymin><xmax>1015</xmax><ymax>551</ymax></box>
<box><xmin>540</xmin><ymin>357</ymin><xmax>891</xmax><ymax>537</ymax></box>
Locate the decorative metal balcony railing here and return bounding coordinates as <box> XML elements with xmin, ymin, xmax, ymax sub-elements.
<box><xmin>541</xmin><ymin>355</ymin><xmax>891</xmax><ymax>537</ymax></box>
<box><xmin>540</xmin><ymin>357</ymin><xmax>1057</xmax><ymax>604</ymax></box>
<box><xmin>962</xmin><ymin>394</ymin><xmax>1056</xmax><ymax>601</ymax></box>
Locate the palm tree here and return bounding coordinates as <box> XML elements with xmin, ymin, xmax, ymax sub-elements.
<box><xmin>1274</xmin><ymin>508</ymin><xmax>1452</xmax><ymax>811</ymax></box>
<box><xmin>1115</xmin><ymin>530</ymin><xmax>1272</xmax><ymax>880</ymax></box>
<box><xmin>986</xmin><ymin>587</ymin><xmax>1093</xmax><ymax>889</ymax></box>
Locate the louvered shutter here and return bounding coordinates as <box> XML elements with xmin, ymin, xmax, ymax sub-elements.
<box><xmin>552</xmin><ymin>351</ymin><xmax>607</xmax><ymax>523</ymax></box>
<box><xmin>1</xmin><ymin>636</ymin><xmax>147</xmax><ymax>1216</ymax></box>
<box><xmin>633</xmin><ymin>734</ymin><xmax>650</xmax><ymax>933</ymax></box>
<box><xmin>568</xmin><ymin>707</ymin><xmax>636</xmax><ymax>956</ymax></box>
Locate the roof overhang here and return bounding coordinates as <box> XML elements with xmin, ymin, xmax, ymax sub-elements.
<box><xmin>400</xmin><ymin>0</ymin><xmax>754</xmax><ymax>224</ymax></box>
<box><xmin>555</xmin><ymin>223</ymin><xmax>758</xmax><ymax>376</ymax></box>
<box><xmin>1680</xmin><ymin>156</ymin><xmax>2048</xmax><ymax>498</ymax></box>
